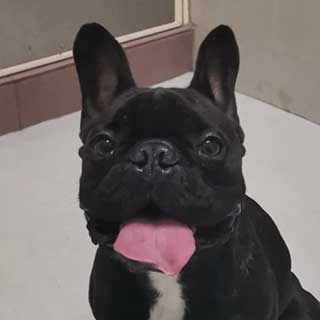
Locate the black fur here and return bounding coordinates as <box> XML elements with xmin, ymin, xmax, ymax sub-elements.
<box><xmin>73</xmin><ymin>23</ymin><xmax>320</xmax><ymax>319</ymax></box>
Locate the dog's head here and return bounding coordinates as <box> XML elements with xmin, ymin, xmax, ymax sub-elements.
<box><xmin>74</xmin><ymin>23</ymin><xmax>246</xmax><ymax>248</ymax></box>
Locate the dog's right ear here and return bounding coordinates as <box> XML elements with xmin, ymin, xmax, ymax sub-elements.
<box><xmin>73</xmin><ymin>23</ymin><xmax>135</xmax><ymax>130</ymax></box>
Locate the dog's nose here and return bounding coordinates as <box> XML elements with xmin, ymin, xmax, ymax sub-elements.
<box><xmin>129</xmin><ymin>140</ymin><xmax>179</xmax><ymax>173</ymax></box>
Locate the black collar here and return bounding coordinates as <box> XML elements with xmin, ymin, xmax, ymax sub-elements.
<box><xmin>195</xmin><ymin>203</ymin><xmax>242</xmax><ymax>251</ymax></box>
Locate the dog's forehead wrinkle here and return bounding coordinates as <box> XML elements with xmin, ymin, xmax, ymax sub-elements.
<box><xmin>109</xmin><ymin>87</ymin><xmax>151</xmax><ymax>116</ymax></box>
<box><xmin>107</xmin><ymin>88</ymin><xmax>208</xmax><ymax>136</ymax></box>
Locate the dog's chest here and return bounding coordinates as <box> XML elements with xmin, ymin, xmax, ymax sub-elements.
<box><xmin>148</xmin><ymin>272</ymin><xmax>186</xmax><ymax>320</ymax></box>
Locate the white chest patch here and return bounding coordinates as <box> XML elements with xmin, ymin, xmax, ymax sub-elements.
<box><xmin>148</xmin><ymin>271</ymin><xmax>186</xmax><ymax>320</ymax></box>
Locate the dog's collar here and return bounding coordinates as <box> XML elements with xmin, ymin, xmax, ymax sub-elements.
<box><xmin>195</xmin><ymin>203</ymin><xmax>242</xmax><ymax>252</ymax></box>
<box><xmin>83</xmin><ymin>203</ymin><xmax>242</xmax><ymax>248</ymax></box>
<box><xmin>227</xmin><ymin>203</ymin><xmax>242</xmax><ymax>230</ymax></box>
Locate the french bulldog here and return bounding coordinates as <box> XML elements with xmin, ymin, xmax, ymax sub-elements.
<box><xmin>73</xmin><ymin>23</ymin><xmax>320</xmax><ymax>320</ymax></box>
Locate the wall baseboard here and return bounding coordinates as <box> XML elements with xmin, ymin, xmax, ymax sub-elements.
<box><xmin>0</xmin><ymin>26</ymin><xmax>193</xmax><ymax>135</ymax></box>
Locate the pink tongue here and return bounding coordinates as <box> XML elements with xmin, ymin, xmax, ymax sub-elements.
<box><xmin>113</xmin><ymin>219</ymin><xmax>196</xmax><ymax>276</ymax></box>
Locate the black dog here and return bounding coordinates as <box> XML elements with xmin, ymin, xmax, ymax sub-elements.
<box><xmin>73</xmin><ymin>23</ymin><xmax>320</xmax><ymax>319</ymax></box>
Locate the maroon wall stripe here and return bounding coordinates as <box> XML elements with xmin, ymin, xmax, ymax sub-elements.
<box><xmin>0</xmin><ymin>83</ymin><xmax>19</xmax><ymax>135</ymax></box>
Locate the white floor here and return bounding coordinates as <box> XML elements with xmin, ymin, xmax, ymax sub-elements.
<box><xmin>0</xmin><ymin>73</ymin><xmax>319</xmax><ymax>320</ymax></box>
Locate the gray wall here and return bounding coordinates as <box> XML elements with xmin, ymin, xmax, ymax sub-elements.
<box><xmin>191</xmin><ymin>0</ymin><xmax>320</xmax><ymax>124</ymax></box>
<box><xmin>0</xmin><ymin>0</ymin><xmax>174</xmax><ymax>68</ymax></box>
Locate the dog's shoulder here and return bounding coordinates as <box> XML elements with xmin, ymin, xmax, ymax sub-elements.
<box><xmin>245</xmin><ymin>196</ymin><xmax>289</xmax><ymax>253</ymax></box>
<box><xmin>244</xmin><ymin>195</ymin><xmax>292</xmax><ymax>284</ymax></box>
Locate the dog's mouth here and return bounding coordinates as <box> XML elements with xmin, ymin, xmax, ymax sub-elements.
<box><xmin>84</xmin><ymin>203</ymin><xmax>241</xmax><ymax>275</ymax></box>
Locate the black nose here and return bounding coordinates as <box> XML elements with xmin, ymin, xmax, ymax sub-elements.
<box><xmin>129</xmin><ymin>140</ymin><xmax>179</xmax><ymax>173</ymax></box>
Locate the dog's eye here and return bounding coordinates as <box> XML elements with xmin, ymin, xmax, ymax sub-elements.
<box><xmin>199</xmin><ymin>136</ymin><xmax>223</xmax><ymax>158</ymax></box>
<box><xmin>93</xmin><ymin>135</ymin><xmax>115</xmax><ymax>158</ymax></box>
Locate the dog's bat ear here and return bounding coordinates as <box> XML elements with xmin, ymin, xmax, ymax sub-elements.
<box><xmin>73</xmin><ymin>23</ymin><xmax>135</xmax><ymax>130</ymax></box>
<box><xmin>190</xmin><ymin>25</ymin><xmax>241</xmax><ymax>127</ymax></box>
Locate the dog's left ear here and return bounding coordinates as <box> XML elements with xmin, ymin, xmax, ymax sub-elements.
<box><xmin>73</xmin><ymin>23</ymin><xmax>135</xmax><ymax>130</ymax></box>
<box><xmin>190</xmin><ymin>25</ymin><xmax>241</xmax><ymax>127</ymax></box>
